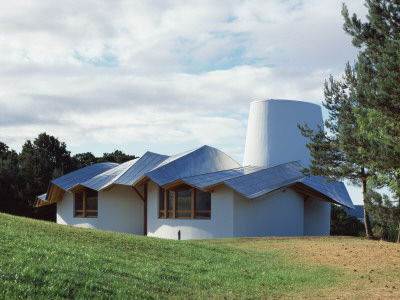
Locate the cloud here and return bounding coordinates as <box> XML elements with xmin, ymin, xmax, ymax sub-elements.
<box><xmin>0</xmin><ymin>0</ymin><xmax>367</xmax><ymax>159</ymax></box>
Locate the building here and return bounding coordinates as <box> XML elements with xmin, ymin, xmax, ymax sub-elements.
<box><xmin>343</xmin><ymin>205</ymin><xmax>364</xmax><ymax>222</ymax></box>
<box><xmin>35</xmin><ymin>99</ymin><xmax>354</xmax><ymax>239</ymax></box>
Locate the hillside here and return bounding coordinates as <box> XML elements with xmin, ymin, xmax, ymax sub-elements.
<box><xmin>0</xmin><ymin>213</ymin><xmax>336</xmax><ymax>299</ymax></box>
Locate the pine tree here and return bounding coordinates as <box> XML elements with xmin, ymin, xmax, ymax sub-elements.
<box><xmin>299</xmin><ymin>63</ymin><xmax>374</xmax><ymax>238</ymax></box>
<box><xmin>343</xmin><ymin>0</ymin><xmax>400</xmax><ymax>242</ymax></box>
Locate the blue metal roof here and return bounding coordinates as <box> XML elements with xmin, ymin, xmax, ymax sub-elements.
<box><xmin>343</xmin><ymin>205</ymin><xmax>364</xmax><ymax>219</ymax></box>
<box><xmin>225</xmin><ymin>162</ymin><xmax>304</xmax><ymax>199</ymax></box>
<box><xmin>37</xmin><ymin>145</ymin><xmax>353</xmax><ymax>209</ymax></box>
<box><xmin>146</xmin><ymin>145</ymin><xmax>241</xmax><ymax>186</ymax></box>
<box><xmin>111</xmin><ymin>152</ymin><xmax>169</xmax><ymax>187</ymax></box>
<box><xmin>174</xmin><ymin>161</ymin><xmax>353</xmax><ymax>208</ymax></box>
<box><xmin>77</xmin><ymin>158</ymin><xmax>139</xmax><ymax>191</ymax></box>
<box><xmin>51</xmin><ymin>162</ymin><xmax>118</xmax><ymax>190</ymax></box>
<box><xmin>301</xmin><ymin>176</ymin><xmax>354</xmax><ymax>208</ymax></box>
<box><xmin>182</xmin><ymin>166</ymin><xmax>268</xmax><ymax>188</ymax></box>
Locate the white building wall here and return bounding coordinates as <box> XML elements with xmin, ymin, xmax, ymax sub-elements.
<box><xmin>57</xmin><ymin>185</ymin><xmax>144</xmax><ymax>235</ymax></box>
<box><xmin>233</xmin><ymin>188</ymin><xmax>304</xmax><ymax>237</ymax></box>
<box><xmin>243</xmin><ymin>99</ymin><xmax>323</xmax><ymax>168</ymax></box>
<box><xmin>146</xmin><ymin>181</ymin><xmax>234</xmax><ymax>240</ymax></box>
<box><xmin>304</xmin><ymin>197</ymin><xmax>331</xmax><ymax>236</ymax></box>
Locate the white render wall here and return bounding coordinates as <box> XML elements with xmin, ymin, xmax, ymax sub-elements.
<box><xmin>146</xmin><ymin>181</ymin><xmax>234</xmax><ymax>240</ymax></box>
<box><xmin>243</xmin><ymin>99</ymin><xmax>323</xmax><ymax>168</ymax></box>
<box><xmin>233</xmin><ymin>188</ymin><xmax>305</xmax><ymax>237</ymax></box>
<box><xmin>57</xmin><ymin>185</ymin><xmax>144</xmax><ymax>235</ymax></box>
<box><xmin>304</xmin><ymin>197</ymin><xmax>331</xmax><ymax>236</ymax></box>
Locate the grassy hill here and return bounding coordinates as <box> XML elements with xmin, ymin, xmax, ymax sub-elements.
<box><xmin>0</xmin><ymin>213</ymin><xmax>338</xmax><ymax>299</ymax></box>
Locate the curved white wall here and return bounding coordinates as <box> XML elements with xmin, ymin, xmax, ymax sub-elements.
<box><xmin>243</xmin><ymin>99</ymin><xmax>323</xmax><ymax>168</ymax></box>
<box><xmin>233</xmin><ymin>188</ymin><xmax>305</xmax><ymax>237</ymax></box>
<box><xmin>57</xmin><ymin>185</ymin><xmax>144</xmax><ymax>235</ymax></box>
<box><xmin>147</xmin><ymin>181</ymin><xmax>234</xmax><ymax>240</ymax></box>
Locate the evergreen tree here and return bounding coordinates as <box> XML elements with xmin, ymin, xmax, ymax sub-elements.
<box><xmin>365</xmin><ymin>189</ymin><xmax>400</xmax><ymax>242</ymax></box>
<box><xmin>299</xmin><ymin>63</ymin><xmax>374</xmax><ymax>238</ymax></box>
<box><xmin>343</xmin><ymin>1</ymin><xmax>400</xmax><ymax>121</ymax></box>
<box><xmin>343</xmin><ymin>0</ymin><xmax>400</xmax><ymax>242</ymax></box>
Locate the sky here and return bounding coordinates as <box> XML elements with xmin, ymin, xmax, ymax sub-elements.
<box><xmin>0</xmin><ymin>0</ymin><xmax>369</xmax><ymax>204</ymax></box>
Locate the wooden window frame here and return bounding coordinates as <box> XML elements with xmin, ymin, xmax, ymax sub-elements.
<box><xmin>74</xmin><ymin>188</ymin><xmax>98</xmax><ymax>218</ymax></box>
<box><xmin>158</xmin><ymin>185</ymin><xmax>211</xmax><ymax>220</ymax></box>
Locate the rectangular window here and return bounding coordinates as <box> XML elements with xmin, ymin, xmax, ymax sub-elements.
<box><xmin>158</xmin><ymin>187</ymin><xmax>165</xmax><ymax>218</ymax></box>
<box><xmin>177</xmin><ymin>188</ymin><xmax>192</xmax><ymax>218</ymax></box>
<box><xmin>74</xmin><ymin>192</ymin><xmax>84</xmax><ymax>217</ymax></box>
<box><xmin>158</xmin><ymin>185</ymin><xmax>211</xmax><ymax>219</ymax></box>
<box><xmin>74</xmin><ymin>188</ymin><xmax>98</xmax><ymax>218</ymax></box>
<box><xmin>195</xmin><ymin>189</ymin><xmax>211</xmax><ymax>218</ymax></box>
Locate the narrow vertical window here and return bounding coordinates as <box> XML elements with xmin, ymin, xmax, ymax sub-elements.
<box><xmin>176</xmin><ymin>188</ymin><xmax>192</xmax><ymax>218</ymax></box>
<box><xmin>167</xmin><ymin>190</ymin><xmax>174</xmax><ymax>218</ymax></box>
<box><xmin>195</xmin><ymin>189</ymin><xmax>211</xmax><ymax>218</ymax></box>
<box><xmin>159</xmin><ymin>187</ymin><xmax>165</xmax><ymax>218</ymax></box>
<box><xmin>74</xmin><ymin>192</ymin><xmax>84</xmax><ymax>217</ymax></box>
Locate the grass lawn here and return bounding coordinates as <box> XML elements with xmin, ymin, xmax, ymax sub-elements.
<box><xmin>202</xmin><ymin>236</ymin><xmax>400</xmax><ymax>299</ymax></box>
<box><xmin>0</xmin><ymin>213</ymin><xmax>399</xmax><ymax>299</ymax></box>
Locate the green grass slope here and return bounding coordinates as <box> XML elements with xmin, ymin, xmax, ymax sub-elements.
<box><xmin>0</xmin><ymin>213</ymin><xmax>337</xmax><ymax>299</ymax></box>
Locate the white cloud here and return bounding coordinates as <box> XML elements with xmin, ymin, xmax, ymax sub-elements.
<box><xmin>0</xmin><ymin>0</ymin><xmax>367</xmax><ymax>157</ymax></box>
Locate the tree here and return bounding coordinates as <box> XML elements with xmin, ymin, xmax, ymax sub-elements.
<box><xmin>97</xmin><ymin>150</ymin><xmax>138</xmax><ymax>164</ymax></box>
<box><xmin>343</xmin><ymin>0</ymin><xmax>400</xmax><ymax>242</ymax></box>
<box><xmin>299</xmin><ymin>63</ymin><xmax>374</xmax><ymax>238</ymax></box>
<box><xmin>0</xmin><ymin>142</ymin><xmax>20</xmax><ymax>215</ymax></box>
<box><xmin>330</xmin><ymin>204</ymin><xmax>365</xmax><ymax>236</ymax></box>
<box><xmin>343</xmin><ymin>1</ymin><xmax>400</xmax><ymax>122</ymax></box>
<box><xmin>365</xmin><ymin>189</ymin><xmax>400</xmax><ymax>242</ymax></box>
<box><xmin>18</xmin><ymin>133</ymin><xmax>73</xmax><ymax>220</ymax></box>
<box><xmin>72</xmin><ymin>152</ymin><xmax>97</xmax><ymax>169</ymax></box>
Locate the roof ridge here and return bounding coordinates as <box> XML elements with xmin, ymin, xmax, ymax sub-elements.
<box><xmin>99</xmin><ymin>157</ymin><xmax>140</xmax><ymax>189</ymax></box>
<box><xmin>149</xmin><ymin>146</ymin><xmax>205</xmax><ymax>171</ymax></box>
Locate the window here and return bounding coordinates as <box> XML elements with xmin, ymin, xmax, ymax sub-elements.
<box><xmin>74</xmin><ymin>188</ymin><xmax>98</xmax><ymax>218</ymax></box>
<box><xmin>158</xmin><ymin>185</ymin><xmax>211</xmax><ymax>219</ymax></box>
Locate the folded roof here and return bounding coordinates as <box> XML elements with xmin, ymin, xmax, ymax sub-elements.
<box><xmin>36</xmin><ymin>146</ymin><xmax>353</xmax><ymax>208</ymax></box>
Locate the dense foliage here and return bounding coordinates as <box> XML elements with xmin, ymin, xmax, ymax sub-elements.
<box><xmin>343</xmin><ymin>0</ymin><xmax>400</xmax><ymax>242</ymax></box>
<box><xmin>330</xmin><ymin>204</ymin><xmax>365</xmax><ymax>237</ymax></box>
<box><xmin>299</xmin><ymin>64</ymin><xmax>374</xmax><ymax>238</ymax></box>
<box><xmin>365</xmin><ymin>189</ymin><xmax>400</xmax><ymax>243</ymax></box>
<box><xmin>0</xmin><ymin>133</ymin><xmax>137</xmax><ymax>221</ymax></box>
<box><xmin>300</xmin><ymin>0</ymin><xmax>400</xmax><ymax>241</ymax></box>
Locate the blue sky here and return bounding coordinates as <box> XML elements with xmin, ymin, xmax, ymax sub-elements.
<box><xmin>0</xmin><ymin>0</ymin><xmax>368</xmax><ymax>204</ymax></box>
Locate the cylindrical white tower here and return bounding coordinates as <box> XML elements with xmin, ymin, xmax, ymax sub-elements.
<box><xmin>243</xmin><ymin>99</ymin><xmax>323</xmax><ymax>168</ymax></box>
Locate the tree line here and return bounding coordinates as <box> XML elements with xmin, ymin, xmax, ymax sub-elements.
<box><xmin>0</xmin><ymin>132</ymin><xmax>137</xmax><ymax>221</ymax></box>
<box><xmin>300</xmin><ymin>0</ymin><xmax>400</xmax><ymax>242</ymax></box>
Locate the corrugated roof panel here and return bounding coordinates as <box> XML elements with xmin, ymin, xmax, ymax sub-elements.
<box><xmin>224</xmin><ymin>162</ymin><xmax>304</xmax><ymax>199</ymax></box>
<box><xmin>146</xmin><ymin>145</ymin><xmax>241</xmax><ymax>186</ymax></box>
<box><xmin>301</xmin><ymin>176</ymin><xmax>354</xmax><ymax>209</ymax></box>
<box><xmin>78</xmin><ymin>159</ymin><xmax>138</xmax><ymax>191</ymax></box>
<box><xmin>38</xmin><ymin>145</ymin><xmax>353</xmax><ymax>209</ymax></box>
<box><xmin>51</xmin><ymin>162</ymin><xmax>118</xmax><ymax>191</ymax></box>
<box><xmin>182</xmin><ymin>166</ymin><xmax>266</xmax><ymax>189</ymax></box>
<box><xmin>177</xmin><ymin>160</ymin><xmax>354</xmax><ymax>208</ymax></box>
<box><xmin>113</xmin><ymin>152</ymin><xmax>169</xmax><ymax>186</ymax></box>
